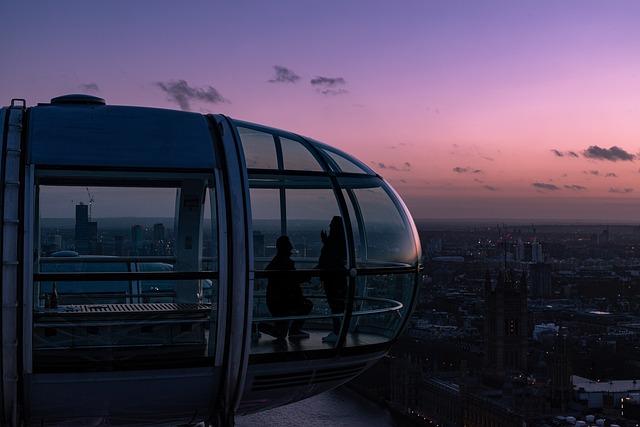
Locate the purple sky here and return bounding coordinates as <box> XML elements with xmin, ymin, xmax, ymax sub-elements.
<box><xmin>2</xmin><ymin>1</ymin><xmax>640</xmax><ymax>221</ymax></box>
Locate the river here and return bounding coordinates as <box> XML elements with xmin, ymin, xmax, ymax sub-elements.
<box><xmin>236</xmin><ymin>387</ymin><xmax>400</xmax><ymax>427</ymax></box>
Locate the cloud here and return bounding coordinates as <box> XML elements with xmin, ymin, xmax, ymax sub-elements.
<box><xmin>452</xmin><ymin>167</ymin><xmax>482</xmax><ymax>174</ymax></box>
<box><xmin>79</xmin><ymin>82</ymin><xmax>99</xmax><ymax>93</ymax></box>
<box><xmin>386</xmin><ymin>142</ymin><xmax>413</xmax><ymax>150</ymax></box>
<box><xmin>532</xmin><ymin>182</ymin><xmax>560</xmax><ymax>191</ymax></box>
<box><xmin>483</xmin><ymin>185</ymin><xmax>499</xmax><ymax>191</ymax></box>
<box><xmin>372</xmin><ymin>161</ymin><xmax>411</xmax><ymax>172</ymax></box>
<box><xmin>605</xmin><ymin>172</ymin><xmax>617</xmax><ymax>177</ymax></box>
<box><xmin>268</xmin><ymin>65</ymin><xmax>300</xmax><ymax>83</ymax></box>
<box><xmin>564</xmin><ymin>184</ymin><xmax>587</xmax><ymax>191</ymax></box>
<box><xmin>310</xmin><ymin>76</ymin><xmax>347</xmax><ymax>95</ymax></box>
<box><xmin>473</xmin><ymin>178</ymin><xmax>484</xmax><ymax>183</ymax></box>
<box><xmin>609</xmin><ymin>187</ymin><xmax>634</xmax><ymax>194</ymax></box>
<box><xmin>583</xmin><ymin>170</ymin><xmax>600</xmax><ymax>176</ymax></box>
<box><xmin>551</xmin><ymin>149</ymin><xmax>580</xmax><ymax>158</ymax></box>
<box><xmin>156</xmin><ymin>79</ymin><xmax>229</xmax><ymax>111</ymax></box>
<box><xmin>583</xmin><ymin>145</ymin><xmax>635</xmax><ymax>161</ymax></box>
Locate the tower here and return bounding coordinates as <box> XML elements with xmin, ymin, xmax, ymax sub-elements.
<box><xmin>75</xmin><ymin>202</ymin><xmax>97</xmax><ymax>254</ymax></box>
<box><xmin>483</xmin><ymin>270</ymin><xmax>528</xmax><ymax>380</ymax></box>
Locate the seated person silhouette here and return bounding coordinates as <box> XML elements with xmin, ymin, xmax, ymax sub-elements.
<box><xmin>317</xmin><ymin>216</ymin><xmax>347</xmax><ymax>344</ymax></box>
<box><xmin>261</xmin><ymin>235</ymin><xmax>313</xmax><ymax>342</ymax></box>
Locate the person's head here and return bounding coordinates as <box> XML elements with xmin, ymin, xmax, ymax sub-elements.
<box><xmin>329</xmin><ymin>216</ymin><xmax>345</xmax><ymax>237</ymax></box>
<box><xmin>275</xmin><ymin>235</ymin><xmax>293</xmax><ymax>257</ymax></box>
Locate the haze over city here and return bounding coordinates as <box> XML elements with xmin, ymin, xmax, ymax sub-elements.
<box><xmin>2</xmin><ymin>0</ymin><xmax>640</xmax><ymax>221</ymax></box>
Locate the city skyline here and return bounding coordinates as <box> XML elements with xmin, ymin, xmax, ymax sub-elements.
<box><xmin>2</xmin><ymin>1</ymin><xmax>640</xmax><ymax>220</ymax></box>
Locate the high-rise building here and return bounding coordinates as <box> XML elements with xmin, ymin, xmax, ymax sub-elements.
<box><xmin>253</xmin><ymin>230</ymin><xmax>265</xmax><ymax>258</ymax></box>
<box><xmin>153</xmin><ymin>223</ymin><xmax>165</xmax><ymax>242</ymax></box>
<box><xmin>550</xmin><ymin>331</ymin><xmax>572</xmax><ymax>411</ymax></box>
<box><xmin>531</xmin><ymin>241</ymin><xmax>543</xmax><ymax>263</ymax></box>
<box><xmin>131</xmin><ymin>225</ymin><xmax>143</xmax><ymax>254</ymax></box>
<box><xmin>484</xmin><ymin>270</ymin><xmax>528</xmax><ymax>380</ymax></box>
<box><xmin>515</xmin><ymin>239</ymin><xmax>525</xmax><ymax>262</ymax></box>
<box><xmin>530</xmin><ymin>262</ymin><xmax>552</xmax><ymax>299</ymax></box>
<box><xmin>75</xmin><ymin>202</ymin><xmax>98</xmax><ymax>254</ymax></box>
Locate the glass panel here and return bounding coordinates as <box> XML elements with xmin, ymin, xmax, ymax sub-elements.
<box><xmin>249</xmin><ymin>188</ymin><xmax>281</xmax><ymax>268</ymax></box>
<box><xmin>350</xmin><ymin>186</ymin><xmax>417</xmax><ymax>267</ymax></box>
<box><xmin>346</xmin><ymin>272</ymin><xmax>414</xmax><ymax>347</ymax></box>
<box><xmin>323</xmin><ymin>148</ymin><xmax>370</xmax><ymax>174</ymax></box>
<box><xmin>33</xmin><ymin>278</ymin><xmax>218</xmax><ymax>372</ymax></box>
<box><xmin>238</xmin><ymin>127</ymin><xmax>278</xmax><ymax>169</ymax></box>
<box><xmin>39</xmin><ymin>186</ymin><xmax>176</xmax><ymax>259</ymax></box>
<box><xmin>248</xmin><ymin>176</ymin><xmax>348</xmax><ymax>352</ymax></box>
<box><xmin>33</xmin><ymin>175</ymin><xmax>218</xmax><ymax>372</ymax></box>
<box><xmin>280</xmin><ymin>137</ymin><xmax>323</xmax><ymax>172</ymax></box>
<box><xmin>39</xmin><ymin>261</ymin><xmax>130</xmax><ymax>304</ymax></box>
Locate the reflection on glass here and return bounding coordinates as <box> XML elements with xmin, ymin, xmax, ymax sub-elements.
<box><xmin>351</xmin><ymin>186</ymin><xmax>417</xmax><ymax>266</ymax></box>
<box><xmin>280</xmin><ymin>137</ymin><xmax>323</xmax><ymax>171</ymax></box>
<box><xmin>347</xmin><ymin>273</ymin><xmax>414</xmax><ymax>347</ymax></box>
<box><xmin>323</xmin><ymin>148</ymin><xmax>370</xmax><ymax>174</ymax></box>
<box><xmin>33</xmin><ymin>177</ymin><xmax>218</xmax><ymax>371</ymax></box>
<box><xmin>238</xmin><ymin>127</ymin><xmax>278</xmax><ymax>169</ymax></box>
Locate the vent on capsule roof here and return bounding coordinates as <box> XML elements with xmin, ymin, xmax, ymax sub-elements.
<box><xmin>50</xmin><ymin>94</ymin><xmax>105</xmax><ymax>105</ymax></box>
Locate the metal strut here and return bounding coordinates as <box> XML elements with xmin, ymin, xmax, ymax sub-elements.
<box><xmin>1</xmin><ymin>104</ymin><xmax>25</xmax><ymax>427</ymax></box>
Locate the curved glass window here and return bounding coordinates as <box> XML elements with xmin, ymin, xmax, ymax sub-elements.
<box><xmin>238</xmin><ymin>123</ymin><xmax>418</xmax><ymax>357</ymax></box>
<box><xmin>280</xmin><ymin>137</ymin><xmax>323</xmax><ymax>172</ymax></box>
<box><xmin>322</xmin><ymin>148</ymin><xmax>371</xmax><ymax>174</ymax></box>
<box><xmin>343</xmin><ymin>183</ymin><xmax>417</xmax><ymax>267</ymax></box>
<box><xmin>33</xmin><ymin>172</ymin><xmax>219</xmax><ymax>372</ymax></box>
<box><xmin>238</xmin><ymin>127</ymin><xmax>278</xmax><ymax>169</ymax></box>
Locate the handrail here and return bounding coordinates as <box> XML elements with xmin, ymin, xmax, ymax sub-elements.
<box><xmin>34</xmin><ymin>271</ymin><xmax>219</xmax><ymax>282</ymax></box>
<box><xmin>252</xmin><ymin>296</ymin><xmax>403</xmax><ymax>322</ymax></box>
<box><xmin>39</xmin><ymin>256</ymin><xmax>218</xmax><ymax>263</ymax></box>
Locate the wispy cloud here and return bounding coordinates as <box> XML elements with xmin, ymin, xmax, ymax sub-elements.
<box><xmin>609</xmin><ymin>187</ymin><xmax>634</xmax><ymax>194</ymax></box>
<box><xmin>483</xmin><ymin>185</ymin><xmax>499</xmax><ymax>191</ymax></box>
<box><xmin>268</xmin><ymin>65</ymin><xmax>300</xmax><ymax>83</ymax></box>
<box><xmin>605</xmin><ymin>172</ymin><xmax>618</xmax><ymax>177</ymax></box>
<box><xmin>564</xmin><ymin>184</ymin><xmax>587</xmax><ymax>191</ymax></box>
<box><xmin>372</xmin><ymin>161</ymin><xmax>411</xmax><ymax>172</ymax></box>
<box><xmin>310</xmin><ymin>76</ymin><xmax>347</xmax><ymax>95</ymax></box>
<box><xmin>453</xmin><ymin>166</ymin><xmax>482</xmax><ymax>174</ymax></box>
<box><xmin>583</xmin><ymin>170</ymin><xmax>600</xmax><ymax>176</ymax></box>
<box><xmin>156</xmin><ymin>79</ymin><xmax>229</xmax><ymax>111</ymax></box>
<box><xmin>532</xmin><ymin>182</ymin><xmax>560</xmax><ymax>191</ymax></box>
<box><xmin>583</xmin><ymin>145</ymin><xmax>635</xmax><ymax>161</ymax></box>
<box><xmin>386</xmin><ymin>142</ymin><xmax>412</xmax><ymax>150</ymax></box>
<box><xmin>551</xmin><ymin>149</ymin><xmax>580</xmax><ymax>158</ymax></box>
<box><xmin>79</xmin><ymin>82</ymin><xmax>100</xmax><ymax>93</ymax></box>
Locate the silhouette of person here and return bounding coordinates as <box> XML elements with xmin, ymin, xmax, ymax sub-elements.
<box><xmin>262</xmin><ymin>235</ymin><xmax>312</xmax><ymax>342</ymax></box>
<box><xmin>317</xmin><ymin>216</ymin><xmax>347</xmax><ymax>343</ymax></box>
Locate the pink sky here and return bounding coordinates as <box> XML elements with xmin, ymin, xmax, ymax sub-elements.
<box><xmin>1</xmin><ymin>1</ymin><xmax>640</xmax><ymax>221</ymax></box>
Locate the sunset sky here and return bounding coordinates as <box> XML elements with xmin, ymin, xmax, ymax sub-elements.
<box><xmin>2</xmin><ymin>1</ymin><xmax>640</xmax><ymax>221</ymax></box>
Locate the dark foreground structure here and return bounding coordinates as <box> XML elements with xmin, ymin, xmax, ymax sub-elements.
<box><xmin>0</xmin><ymin>95</ymin><xmax>421</xmax><ymax>426</ymax></box>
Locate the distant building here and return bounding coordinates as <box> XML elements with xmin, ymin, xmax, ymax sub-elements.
<box><xmin>131</xmin><ymin>224</ymin><xmax>143</xmax><ymax>254</ymax></box>
<box><xmin>531</xmin><ymin>241</ymin><xmax>543</xmax><ymax>263</ymax></box>
<box><xmin>550</xmin><ymin>333</ymin><xmax>572</xmax><ymax>411</ymax></box>
<box><xmin>153</xmin><ymin>223</ymin><xmax>165</xmax><ymax>242</ymax></box>
<box><xmin>530</xmin><ymin>262</ymin><xmax>552</xmax><ymax>299</ymax></box>
<box><xmin>114</xmin><ymin>235</ymin><xmax>125</xmax><ymax>256</ymax></box>
<box><xmin>515</xmin><ymin>239</ymin><xmax>525</xmax><ymax>262</ymax></box>
<box><xmin>253</xmin><ymin>230</ymin><xmax>265</xmax><ymax>258</ymax></box>
<box><xmin>75</xmin><ymin>202</ymin><xmax>97</xmax><ymax>254</ymax></box>
<box><xmin>483</xmin><ymin>270</ymin><xmax>528</xmax><ymax>380</ymax></box>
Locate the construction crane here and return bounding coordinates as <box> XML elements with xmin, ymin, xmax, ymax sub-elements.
<box><xmin>86</xmin><ymin>187</ymin><xmax>95</xmax><ymax>221</ymax></box>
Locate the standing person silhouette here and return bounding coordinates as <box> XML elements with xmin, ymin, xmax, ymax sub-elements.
<box><xmin>263</xmin><ymin>235</ymin><xmax>312</xmax><ymax>343</ymax></box>
<box><xmin>317</xmin><ymin>216</ymin><xmax>347</xmax><ymax>343</ymax></box>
